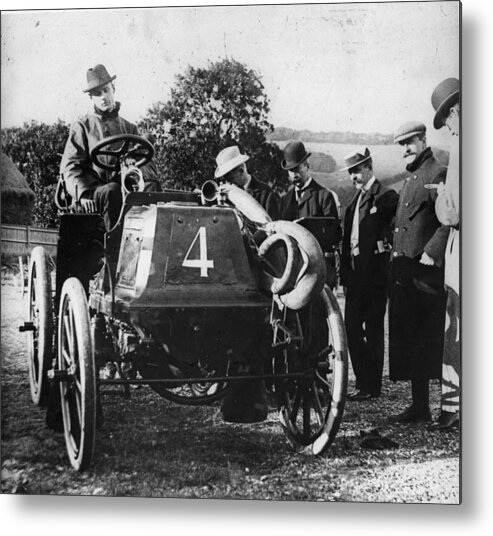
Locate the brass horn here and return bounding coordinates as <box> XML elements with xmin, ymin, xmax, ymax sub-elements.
<box><xmin>122</xmin><ymin>164</ymin><xmax>145</xmax><ymax>196</ymax></box>
<box><xmin>201</xmin><ymin>180</ymin><xmax>222</xmax><ymax>204</ymax></box>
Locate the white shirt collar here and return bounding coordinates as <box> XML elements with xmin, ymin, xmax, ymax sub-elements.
<box><xmin>362</xmin><ymin>176</ymin><xmax>376</xmax><ymax>192</ymax></box>
<box><xmin>296</xmin><ymin>177</ymin><xmax>313</xmax><ymax>192</ymax></box>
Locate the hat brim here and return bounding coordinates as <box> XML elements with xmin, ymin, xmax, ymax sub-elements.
<box><xmin>83</xmin><ymin>75</ymin><xmax>117</xmax><ymax>93</ymax></box>
<box><xmin>394</xmin><ymin>129</ymin><xmax>426</xmax><ymax>144</ymax></box>
<box><xmin>340</xmin><ymin>154</ymin><xmax>372</xmax><ymax>172</ymax></box>
<box><xmin>433</xmin><ymin>90</ymin><xmax>459</xmax><ymax>129</ymax></box>
<box><xmin>281</xmin><ymin>151</ymin><xmax>311</xmax><ymax>170</ymax></box>
<box><xmin>214</xmin><ymin>154</ymin><xmax>249</xmax><ymax>178</ymax></box>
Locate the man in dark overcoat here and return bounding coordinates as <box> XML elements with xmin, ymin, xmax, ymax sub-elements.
<box><xmin>60</xmin><ymin>64</ymin><xmax>160</xmax><ymax>230</ymax></box>
<box><xmin>340</xmin><ymin>148</ymin><xmax>399</xmax><ymax>400</ymax></box>
<box><xmin>389</xmin><ymin>121</ymin><xmax>449</xmax><ymax>422</ymax></box>
<box><xmin>214</xmin><ymin>145</ymin><xmax>280</xmax><ymax>219</ymax></box>
<box><xmin>280</xmin><ymin>141</ymin><xmax>341</xmax><ymax>288</ymax></box>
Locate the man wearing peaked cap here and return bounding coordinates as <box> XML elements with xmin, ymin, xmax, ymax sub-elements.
<box><xmin>388</xmin><ymin>119</ymin><xmax>449</xmax><ymax>423</ymax></box>
<box><xmin>340</xmin><ymin>147</ymin><xmax>398</xmax><ymax>401</ymax></box>
<box><xmin>214</xmin><ymin>146</ymin><xmax>280</xmax><ymax>219</ymax></box>
<box><xmin>432</xmin><ymin>77</ymin><xmax>460</xmax><ymax>431</ymax></box>
<box><xmin>280</xmin><ymin>140</ymin><xmax>341</xmax><ymax>288</ymax></box>
<box><xmin>60</xmin><ymin>64</ymin><xmax>159</xmax><ymax>230</ymax></box>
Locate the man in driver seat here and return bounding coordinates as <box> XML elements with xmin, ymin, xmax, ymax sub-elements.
<box><xmin>60</xmin><ymin>64</ymin><xmax>159</xmax><ymax>229</ymax></box>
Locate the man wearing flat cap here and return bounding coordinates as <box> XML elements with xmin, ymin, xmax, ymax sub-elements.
<box><xmin>280</xmin><ymin>140</ymin><xmax>341</xmax><ymax>288</ymax></box>
<box><xmin>388</xmin><ymin>121</ymin><xmax>449</xmax><ymax>423</ymax></box>
<box><xmin>340</xmin><ymin>147</ymin><xmax>398</xmax><ymax>401</ymax></box>
<box><xmin>214</xmin><ymin>145</ymin><xmax>280</xmax><ymax>219</ymax></box>
<box><xmin>60</xmin><ymin>64</ymin><xmax>159</xmax><ymax>230</ymax></box>
<box><xmin>431</xmin><ymin>77</ymin><xmax>460</xmax><ymax>431</ymax></box>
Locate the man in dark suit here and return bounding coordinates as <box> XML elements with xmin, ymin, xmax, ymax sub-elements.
<box><xmin>389</xmin><ymin>121</ymin><xmax>449</xmax><ymax>422</ymax></box>
<box><xmin>214</xmin><ymin>145</ymin><xmax>280</xmax><ymax>220</ymax></box>
<box><xmin>340</xmin><ymin>148</ymin><xmax>399</xmax><ymax>400</ymax></box>
<box><xmin>280</xmin><ymin>141</ymin><xmax>341</xmax><ymax>288</ymax></box>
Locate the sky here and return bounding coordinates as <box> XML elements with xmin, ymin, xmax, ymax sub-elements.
<box><xmin>1</xmin><ymin>1</ymin><xmax>459</xmax><ymax>146</ymax></box>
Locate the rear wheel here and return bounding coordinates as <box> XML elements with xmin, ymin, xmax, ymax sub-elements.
<box><xmin>26</xmin><ymin>246</ymin><xmax>53</xmax><ymax>406</ymax></box>
<box><xmin>274</xmin><ymin>286</ymin><xmax>348</xmax><ymax>455</ymax></box>
<box><xmin>58</xmin><ymin>278</ymin><xmax>96</xmax><ymax>471</ymax></box>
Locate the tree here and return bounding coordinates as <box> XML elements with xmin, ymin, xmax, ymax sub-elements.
<box><xmin>138</xmin><ymin>58</ymin><xmax>289</xmax><ymax>193</ymax></box>
<box><xmin>2</xmin><ymin>120</ymin><xmax>69</xmax><ymax>228</ymax></box>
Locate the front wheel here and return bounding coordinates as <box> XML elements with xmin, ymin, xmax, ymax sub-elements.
<box><xmin>58</xmin><ymin>278</ymin><xmax>96</xmax><ymax>471</ymax></box>
<box><xmin>26</xmin><ymin>246</ymin><xmax>53</xmax><ymax>406</ymax></box>
<box><xmin>274</xmin><ymin>286</ymin><xmax>348</xmax><ymax>455</ymax></box>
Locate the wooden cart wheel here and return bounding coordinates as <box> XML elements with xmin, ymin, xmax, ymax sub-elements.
<box><xmin>58</xmin><ymin>277</ymin><xmax>96</xmax><ymax>471</ymax></box>
<box><xmin>274</xmin><ymin>286</ymin><xmax>348</xmax><ymax>455</ymax></box>
<box><xmin>26</xmin><ymin>246</ymin><xmax>53</xmax><ymax>406</ymax></box>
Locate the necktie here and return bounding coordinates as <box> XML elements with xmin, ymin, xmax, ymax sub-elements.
<box><xmin>295</xmin><ymin>188</ymin><xmax>302</xmax><ymax>205</ymax></box>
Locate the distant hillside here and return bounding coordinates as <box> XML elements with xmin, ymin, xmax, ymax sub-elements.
<box><xmin>272</xmin><ymin>139</ymin><xmax>450</xmax><ymax>210</ymax></box>
<box><xmin>268</xmin><ymin>126</ymin><xmax>394</xmax><ymax>145</ymax></box>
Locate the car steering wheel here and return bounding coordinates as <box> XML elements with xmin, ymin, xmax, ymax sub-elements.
<box><xmin>90</xmin><ymin>134</ymin><xmax>154</xmax><ymax>172</ymax></box>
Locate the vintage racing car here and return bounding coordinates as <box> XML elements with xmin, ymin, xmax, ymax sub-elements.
<box><xmin>20</xmin><ymin>134</ymin><xmax>348</xmax><ymax>471</ymax></box>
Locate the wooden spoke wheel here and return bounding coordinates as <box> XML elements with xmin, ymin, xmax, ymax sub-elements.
<box><xmin>58</xmin><ymin>278</ymin><xmax>96</xmax><ymax>471</ymax></box>
<box><xmin>26</xmin><ymin>246</ymin><xmax>53</xmax><ymax>406</ymax></box>
<box><xmin>274</xmin><ymin>286</ymin><xmax>348</xmax><ymax>455</ymax></box>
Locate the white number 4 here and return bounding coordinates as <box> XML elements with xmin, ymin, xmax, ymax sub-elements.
<box><xmin>182</xmin><ymin>226</ymin><xmax>214</xmax><ymax>277</ymax></box>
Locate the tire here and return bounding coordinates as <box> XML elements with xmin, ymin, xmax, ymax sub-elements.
<box><xmin>26</xmin><ymin>246</ymin><xmax>53</xmax><ymax>406</ymax></box>
<box><xmin>274</xmin><ymin>286</ymin><xmax>348</xmax><ymax>455</ymax></box>
<box><xmin>58</xmin><ymin>277</ymin><xmax>96</xmax><ymax>471</ymax></box>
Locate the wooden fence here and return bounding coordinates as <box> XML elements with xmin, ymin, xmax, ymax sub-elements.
<box><xmin>1</xmin><ymin>224</ymin><xmax>57</xmax><ymax>257</ymax></box>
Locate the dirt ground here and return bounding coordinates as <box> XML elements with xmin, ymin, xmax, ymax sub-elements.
<box><xmin>1</xmin><ymin>270</ymin><xmax>460</xmax><ymax>501</ymax></box>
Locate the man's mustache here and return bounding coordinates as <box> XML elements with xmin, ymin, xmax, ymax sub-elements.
<box><xmin>404</xmin><ymin>152</ymin><xmax>416</xmax><ymax>159</ymax></box>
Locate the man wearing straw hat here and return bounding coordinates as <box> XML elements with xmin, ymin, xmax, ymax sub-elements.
<box><xmin>388</xmin><ymin>121</ymin><xmax>449</xmax><ymax>423</ymax></box>
<box><xmin>214</xmin><ymin>145</ymin><xmax>280</xmax><ymax>219</ymax></box>
<box><xmin>60</xmin><ymin>64</ymin><xmax>158</xmax><ymax>230</ymax></box>
<box><xmin>340</xmin><ymin>147</ymin><xmax>398</xmax><ymax>401</ymax></box>
<box><xmin>431</xmin><ymin>77</ymin><xmax>461</xmax><ymax>431</ymax></box>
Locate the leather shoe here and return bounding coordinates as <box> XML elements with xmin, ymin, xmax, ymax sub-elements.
<box><xmin>348</xmin><ymin>389</ymin><xmax>377</xmax><ymax>401</ymax></box>
<box><xmin>390</xmin><ymin>405</ymin><xmax>431</xmax><ymax>423</ymax></box>
<box><xmin>432</xmin><ymin>411</ymin><xmax>459</xmax><ymax>430</ymax></box>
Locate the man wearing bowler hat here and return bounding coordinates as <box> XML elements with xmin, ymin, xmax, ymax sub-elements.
<box><xmin>60</xmin><ymin>64</ymin><xmax>159</xmax><ymax>230</ymax></box>
<box><xmin>340</xmin><ymin>147</ymin><xmax>398</xmax><ymax>401</ymax></box>
<box><xmin>280</xmin><ymin>141</ymin><xmax>341</xmax><ymax>288</ymax></box>
<box><xmin>214</xmin><ymin>145</ymin><xmax>280</xmax><ymax>219</ymax></box>
<box><xmin>388</xmin><ymin>121</ymin><xmax>449</xmax><ymax>422</ymax></box>
<box><xmin>431</xmin><ymin>77</ymin><xmax>460</xmax><ymax>430</ymax></box>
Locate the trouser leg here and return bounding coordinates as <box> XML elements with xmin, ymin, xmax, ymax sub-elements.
<box><xmin>345</xmin><ymin>284</ymin><xmax>365</xmax><ymax>390</ymax></box>
<box><xmin>93</xmin><ymin>183</ymin><xmax>123</xmax><ymax>230</ymax></box>
<box><xmin>360</xmin><ymin>285</ymin><xmax>387</xmax><ymax>396</ymax></box>
<box><xmin>411</xmin><ymin>377</ymin><xmax>430</xmax><ymax>411</ymax></box>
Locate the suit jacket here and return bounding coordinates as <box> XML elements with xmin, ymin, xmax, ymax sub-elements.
<box><xmin>393</xmin><ymin>147</ymin><xmax>449</xmax><ymax>265</ymax></box>
<box><xmin>340</xmin><ymin>180</ymin><xmax>399</xmax><ymax>287</ymax></box>
<box><xmin>281</xmin><ymin>179</ymin><xmax>341</xmax><ymax>249</ymax></box>
<box><xmin>246</xmin><ymin>176</ymin><xmax>280</xmax><ymax>220</ymax></box>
